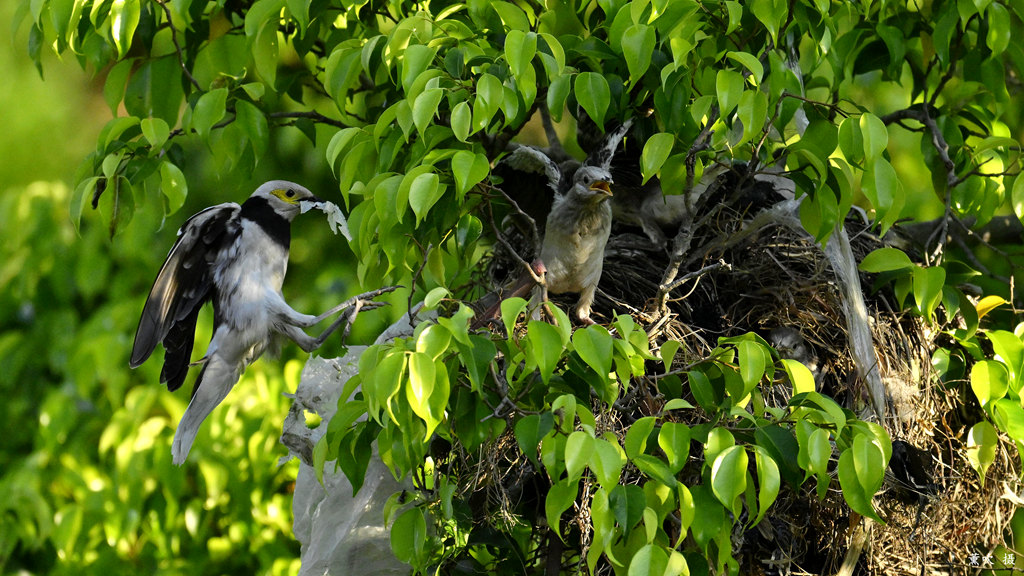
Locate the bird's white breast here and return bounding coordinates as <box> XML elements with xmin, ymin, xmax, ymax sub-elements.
<box><xmin>214</xmin><ymin>219</ymin><xmax>289</xmax><ymax>339</ymax></box>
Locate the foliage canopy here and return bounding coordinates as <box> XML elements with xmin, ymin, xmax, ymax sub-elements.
<box><xmin>12</xmin><ymin>0</ymin><xmax>1024</xmax><ymax>573</ymax></box>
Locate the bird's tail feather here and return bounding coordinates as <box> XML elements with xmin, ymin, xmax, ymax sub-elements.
<box><xmin>171</xmin><ymin>354</ymin><xmax>241</xmax><ymax>465</ymax></box>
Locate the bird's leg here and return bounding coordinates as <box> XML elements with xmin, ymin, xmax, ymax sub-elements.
<box><xmin>575</xmin><ymin>285</ymin><xmax>596</xmax><ymax>325</ymax></box>
<box><xmin>300</xmin><ymin>286</ymin><xmax>399</xmax><ymax>327</ymax></box>
<box><xmin>278</xmin><ymin>287</ymin><xmax>396</xmax><ymax>351</ymax></box>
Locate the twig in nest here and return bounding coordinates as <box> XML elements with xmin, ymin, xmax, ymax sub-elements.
<box><xmin>484</xmin><ymin>183</ymin><xmax>543</xmax><ymax>272</ymax></box>
<box><xmin>652</xmin><ymin>259</ymin><xmax>730</xmax><ymax>317</ymax></box>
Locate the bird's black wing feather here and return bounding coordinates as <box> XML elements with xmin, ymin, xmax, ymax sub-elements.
<box><xmin>130</xmin><ymin>203</ymin><xmax>241</xmax><ymax>389</ymax></box>
<box><xmin>584</xmin><ymin>119</ymin><xmax>634</xmax><ymax>172</ymax></box>
<box><xmin>493</xmin><ymin>146</ymin><xmax>565</xmax><ymax>228</ymax></box>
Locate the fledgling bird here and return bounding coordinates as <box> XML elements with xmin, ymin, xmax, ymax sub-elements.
<box><xmin>541</xmin><ymin>166</ymin><xmax>615</xmax><ymax>322</ymax></box>
<box><xmin>491</xmin><ymin>120</ymin><xmax>632</xmax><ymax>323</ymax></box>
<box><xmin>130</xmin><ymin>180</ymin><xmax>384</xmax><ymax>465</ymax></box>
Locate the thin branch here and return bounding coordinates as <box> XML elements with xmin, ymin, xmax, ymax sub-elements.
<box><xmin>268</xmin><ymin>110</ymin><xmax>349</xmax><ymax>129</ymax></box>
<box><xmin>153</xmin><ymin>0</ymin><xmax>202</xmax><ymax>91</ymax></box>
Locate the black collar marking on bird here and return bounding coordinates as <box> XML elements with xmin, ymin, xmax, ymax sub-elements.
<box><xmin>241</xmin><ymin>194</ymin><xmax>291</xmax><ymax>249</ymax></box>
<box><xmin>130</xmin><ymin>180</ymin><xmax>395</xmax><ymax>465</ymax></box>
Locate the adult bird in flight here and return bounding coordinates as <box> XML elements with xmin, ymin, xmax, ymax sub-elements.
<box><xmin>130</xmin><ymin>180</ymin><xmax>391</xmax><ymax>464</ymax></box>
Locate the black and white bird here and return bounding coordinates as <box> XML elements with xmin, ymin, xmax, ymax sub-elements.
<box><xmin>130</xmin><ymin>180</ymin><xmax>385</xmax><ymax>464</ymax></box>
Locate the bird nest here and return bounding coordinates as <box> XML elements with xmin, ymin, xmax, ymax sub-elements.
<box><xmin>464</xmin><ymin>159</ymin><xmax>1020</xmax><ymax>574</ymax></box>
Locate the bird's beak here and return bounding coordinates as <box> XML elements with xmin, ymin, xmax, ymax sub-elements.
<box><xmin>590</xmin><ymin>181</ymin><xmax>613</xmax><ymax>196</ymax></box>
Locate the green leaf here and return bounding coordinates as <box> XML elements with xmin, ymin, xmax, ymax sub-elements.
<box><xmin>736</xmin><ymin>340</ymin><xmax>767</xmax><ymax>395</ymax></box>
<box><xmin>778</xmin><ymin>359</ymin><xmax>816</xmax><ymax>394</ymax></box>
<box><xmin>565</xmin><ymin>431</ymin><xmax>595</xmax><ymax>482</ymax></box>
<box><xmin>621</xmin><ymin>24</ymin><xmax>656</xmax><ymax>85</ymax></box>
<box><xmin>235</xmin><ymin>99</ymin><xmax>269</xmax><ymax>158</ymax></box>
<box><xmin>836</xmin><ymin>434</ymin><xmax>885</xmax><ymax>523</ymax></box>
<box><xmin>474</xmin><ymin>73</ymin><xmax>504</xmax><ymax>131</ymax></box>
<box><xmin>912</xmin><ymin>266</ymin><xmax>946</xmax><ymax>320</ymax></box>
<box><xmin>527</xmin><ymin>320</ymin><xmax>563</xmax><ymax>385</ymax></box>
<box><xmin>505</xmin><ymin>30</ymin><xmax>537</xmax><ymax>77</ymax></box>
<box><xmin>390</xmin><ymin>508</ymin><xmax>427</xmax><ymax>565</ymax></box>
<box><xmin>838</xmin><ymin>116</ymin><xmax>864</xmax><ymax>165</ymax></box>
<box><xmin>141</xmin><ymin>117</ymin><xmax>170</xmax><ymax>149</ymax></box>
<box><xmin>755</xmin><ymin>424</ymin><xmax>802</xmax><ymax>487</ymax></box>
<box><xmin>451</xmin><ymin>151</ymin><xmax>489</xmax><ymax>200</ymax></box>
<box><xmin>253</xmin><ymin>20</ymin><xmax>280</xmax><ymax>87</ymax></box>
<box><xmin>515</xmin><ymin>413</ymin><xmax>554</xmax><ymax>467</ymax></box>
<box><xmin>967</xmin><ymin>421</ymin><xmax>999</xmax><ymax>487</ymax></box>
<box><xmin>191</xmin><ymin>88</ymin><xmax>228</xmax><ymax>143</ymax></box>
<box><xmin>861</xmin><ymin>158</ymin><xmax>904</xmax><ymax>235</ymax></box>
<box><xmin>859</xmin><ymin>247</ymin><xmax>914</xmax><ymax>273</ymax></box>
<box><xmin>715</xmin><ymin>69</ymin><xmax>744</xmax><ymax>116</ymax></box>
<box><xmin>408</xmin><ymin>172</ymin><xmax>442</xmax><ymax>226</ymax></box>
<box><xmin>790</xmin><ymin>391</ymin><xmax>847</xmax><ymax>433</ymax></box>
<box><xmin>625</xmin><ymin>417</ymin><xmax>657</xmax><ymax>460</ymax></box>
<box><xmin>412</xmin><ymin>88</ymin><xmax>443</xmax><ymax>137</ymax></box>
<box><xmin>660</xmin><ymin>340</ymin><xmax>681</xmax><ymax>374</ymax></box>
<box><xmin>726</xmin><ymin>51</ymin><xmax>764</xmax><ymax>85</ymax></box>
<box><xmin>859</xmin><ymin>113</ymin><xmax>888</xmax><ymax>163</ymax></box>
<box><xmin>103</xmin><ymin>58</ymin><xmax>135</xmax><ymax>115</ymax></box>
<box><xmin>658</xmin><ymin>422</ymin><xmax>691</xmax><ymax>473</ymax></box>
<box><xmin>592</xmin><ymin>437</ymin><xmax>625</xmax><ymax>487</ymax></box>
<box><xmin>663</xmin><ymin>398</ymin><xmax>694</xmax><ymax>411</ymax></box>
<box><xmin>416</xmin><ymin>323</ymin><xmax>451</xmax><ymax>361</ymax></box>
<box><xmin>159</xmin><ymin>161</ymin><xmax>187</xmax><ymax>216</ymax></box>
<box><xmin>407</xmin><ymin>352</ymin><xmax>444</xmax><ymax>436</ymax></box>
<box><xmin>110</xmin><ymin>0</ymin><xmax>140</xmax><ymax>59</ymax></box>
<box><xmin>609</xmin><ymin>484</ymin><xmax>646</xmax><ymax>533</ymax></box>
<box><xmin>986</xmin><ymin>3</ymin><xmax>1010</xmax><ymax>55</ymax></box>
<box><xmin>750</xmin><ymin>446</ymin><xmax>780</xmax><ymax>526</ymax></box>
<box><xmin>993</xmin><ymin>398</ymin><xmax>1024</xmax><ymax>443</ymax></box>
<box><xmin>640</xmin><ymin>133</ymin><xmax>675</xmax><ymax>185</ymax></box>
<box><xmin>688</xmin><ymin>369</ymin><xmax>719</xmax><ymax>412</ymax></box>
<box><xmin>500</xmin><ymin>297</ymin><xmax>528</xmax><ymax>336</ymax></box>
<box><xmin>735</xmin><ymin>90</ymin><xmax>768</xmax><ymax>145</ymax></box>
<box><xmin>451</xmin><ymin>101</ymin><xmax>472</xmax><ymax>142</ymax></box>
<box><xmin>627</xmin><ymin>544</ymin><xmax>676</xmax><ymax>576</ymax></box>
<box><xmin>546</xmin><ymin>480</ymin><xmax>578</xmax><ymax>541</ymax></box>
<box><xmin>710</xmin><ymin>445</ymin><xmax>747</xmax><ymax>516</ymax></box>
<box><xmin>284</xmin><ymin>0</ymin><xmax>309</xmax><ymax>32</ymax></box>
<box><xmin>492</xmin><ymin>1</ymin><xmax>531</xmax><ymax>30</ymax></box>
<box><xmin>574</xmin><ymin>72</ymin><xmax>611</xmax><ymax>130</ymax></box>
<box><xmin>988</xmin><ymin>330</ymin><xmax>1024</xmax><ymax>389</ymax></box>
<box><xmin>546</xmin><ymin>74</ymin><xmax>571</xmax><ymax>122</ymax></box>
<box><xmin>572</xmin><ymin>324</ymin><xmax>614</xmax><ymax>377</ymax></box>
<box><xmin>401</xmin><ymin>44</ymin><xmax>437</xmax><ymax>94</ymax></box>
<box><xmin>423</xmin><ymin>287</ymin><xmax>449</xmax><ymax>310</ymax></box>
<box><xmin>750</xmin><ymin>0</ymin><xmax>787</xmax><ymax>44</ymax></box>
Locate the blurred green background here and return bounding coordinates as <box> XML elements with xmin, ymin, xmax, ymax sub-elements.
<box><xmin>0</xmin><ymin>3</ymin><xmax>374</xmax><ymax>574</ymax></box>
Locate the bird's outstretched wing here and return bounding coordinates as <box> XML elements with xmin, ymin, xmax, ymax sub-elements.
<box><xmin>498</xmin><ymin>145</ymin><xmax>562</xmax><ymax>193</ymax></box>
<box><xmin>585</xmin><ymin>118</ymin><xmax>634</xmax><ymax>172</ymax></box>
<box><xmin>493</xmin><ymin>145</ymin><xmax>569</xmax><ymax>232</ymax></box>
<box><xmin>130</xmin><ymin>203</ymin><xmax>241</xmax><ymax>391</ymax></box>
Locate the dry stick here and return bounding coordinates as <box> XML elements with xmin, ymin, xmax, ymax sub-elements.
<box><xmin>650</xmin><ymin>120</ymin><xmax>719</xmax><ymax>319</ymax></box>
<box><xmin>485</xmin><ymin>187</ymin><xmax>545</xmax><ymax>283</ymax></box>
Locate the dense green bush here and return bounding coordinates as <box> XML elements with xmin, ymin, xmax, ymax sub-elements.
<box><xmin>11</xmin><ymin>0</ymin><xmax>1024</xmax><ymax>573</ymax></box>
